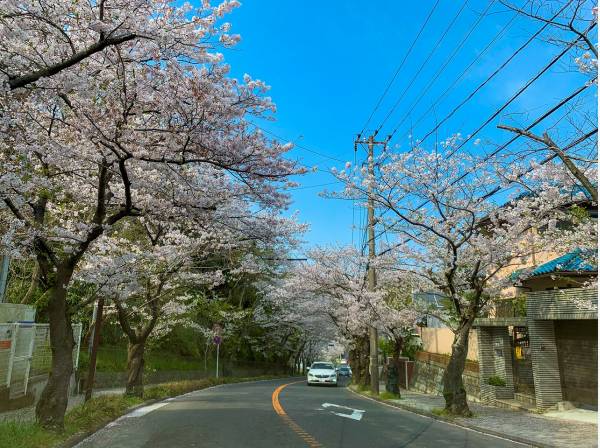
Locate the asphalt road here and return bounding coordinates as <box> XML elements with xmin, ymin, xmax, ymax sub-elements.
<box><xmin>75</xmin><ymin>378</ymin><xmax>524</xmax><ymax>448</ymax></box>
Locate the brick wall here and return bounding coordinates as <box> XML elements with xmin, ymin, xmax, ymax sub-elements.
<box><xmin>555</xmin><ymin>320</ymin><xmax>597</xmax><ymax>406</ymax></box>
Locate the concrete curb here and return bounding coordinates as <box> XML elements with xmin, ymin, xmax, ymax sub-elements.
<box><xmin>60</xmin><ymin>376</ymin><xmax>291</xmax><ymax>448</ymax></box>
<box><xmin>346</xmin><ymin>387</ymin><xmax>562</xmax><ymax>448</ymax></box>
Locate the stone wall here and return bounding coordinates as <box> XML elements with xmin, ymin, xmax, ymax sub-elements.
<box><xmin>409</xmin><ymin>351</ymin><xmax>480</xmax><ymax>402</ymax></box>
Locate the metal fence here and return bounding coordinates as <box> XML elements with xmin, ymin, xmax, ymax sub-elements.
<box><xmin>0</xmin><ymin>323</ymin><xmax>82</xmax><ymax>399</ymax></box>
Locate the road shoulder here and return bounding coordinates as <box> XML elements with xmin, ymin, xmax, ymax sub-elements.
<box><xmin>348</xmin><ymin>386</ymin><xmax>598</xmax><ymax>448</ymax></box>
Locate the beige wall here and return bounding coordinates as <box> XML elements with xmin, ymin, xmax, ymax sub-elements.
<box><xmin>418</xmin><ymin>327</ymin><xmax>479</xmax><ymax>361</ymax></box>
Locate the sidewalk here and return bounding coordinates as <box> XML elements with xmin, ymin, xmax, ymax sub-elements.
<box><xmin>0</xmin><ymin>388</ymin><xmax>124</xmax><ymax>423</ymax></box>
<box><xmin>376</xmin><ymin>387</ymin><xmax>597</xmax><ymax>448</ymax></box>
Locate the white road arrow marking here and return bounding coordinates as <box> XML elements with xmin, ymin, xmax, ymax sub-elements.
<box><xmin>321</xmin><ymin>403</ymin><xmax>365</xmax><ymax>421</ymax></box>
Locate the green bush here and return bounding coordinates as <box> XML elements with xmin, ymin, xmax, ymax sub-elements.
<box><xmin>486</xmin><ymin>375</ymin><xmax>506</xmax><ymax>387</ymax></box>
<box><xmin>379</xmin><ymin>391</ymin><xmax>400</xmax><ymax>400</ymax></box>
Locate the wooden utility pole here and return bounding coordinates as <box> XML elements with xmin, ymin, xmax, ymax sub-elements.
<box><xmin>355</xmin><ymin>133</ymin><xmax>388</xmax><ymax>395</ymax></box>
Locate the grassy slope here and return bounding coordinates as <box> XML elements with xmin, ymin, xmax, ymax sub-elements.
<box><xmin>78</xmin><ymin>346</ymin><xmax>211</xmax><ymax>373</ymax></box>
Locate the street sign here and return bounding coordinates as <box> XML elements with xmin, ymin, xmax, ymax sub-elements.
<box><xmin>213</xmin><ymin>335</ymin><xmax>222</xmax><ymax>345</ymax></box>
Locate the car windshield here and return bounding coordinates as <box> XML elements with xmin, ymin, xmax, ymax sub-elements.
<box><xmin>311</xmin><ymin>363</ymin><xmax>334</xmax><ymax>370</ymax></box>
<box><xmin>339</xmin><ymin>367</ymin><xmax>350</xmax><ymax>371</ymax></box>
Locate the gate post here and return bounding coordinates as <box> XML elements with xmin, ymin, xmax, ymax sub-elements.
<box><xmin>6</xmin><ymin>323</ymin><xmax>18</xmax><ymax>388</ymax></box>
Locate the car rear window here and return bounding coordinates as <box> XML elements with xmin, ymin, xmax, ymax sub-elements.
<box><xmin>311</xmin><ymin>363</ymin><xmax>333</xmax><ymax>369</ymax></box>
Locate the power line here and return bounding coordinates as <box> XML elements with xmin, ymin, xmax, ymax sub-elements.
<box><xmin>373</xmin><ymin>0</ymin><xmax>470</xmax><ymax>136</ymax></box>
<box><xmin>398</xmin><ymin>79</ymin><xmax>595</xmax><ymax>220</ymax></box>
<box><xmin>410</xmin><ymin>78</ymin><xmax>595</xmax><ymax>209</ymax></box>
<box><xmin>412</xmin><ymin>0</ymin><xmax>575</xmax><ymax>148</ymax></box>
<box><xmin>386</xmin><ymin>0</ymin><xmax>497</xmax><ymax>140</ymax></box>
<box><xmin>254</xmin><ymin>124</ymin><xmax>346</xmax><ymax>163</ymax></box>
<box><xmin>445</xmin><ymin>22</ymin><xmax>597</xmax><ymax>157</ymax></box>
<box><xmin>286</xmin><ymin>181</ymin><xmax>343</xmax><ymax>191</ymax></box>
<box><xmin>358</xmin><ymin>0</ymin><xmax>441</xmax><ymax>138</ymax></box>
<box><xmin>408</xmin><ymin>7</ymin><xmax>520</xmax><ymax>134</ymax></box>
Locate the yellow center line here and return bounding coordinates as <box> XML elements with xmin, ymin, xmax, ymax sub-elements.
<box><xmin>272</xmin><ymin>381</ymin><xmax>323</xmax><ymax>448</ymax></box>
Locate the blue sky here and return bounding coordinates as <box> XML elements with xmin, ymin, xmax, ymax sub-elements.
<box><xmin>218</xmin><ymin>0</ymin><xmax>596</xmax><ymax>250</ymax></box>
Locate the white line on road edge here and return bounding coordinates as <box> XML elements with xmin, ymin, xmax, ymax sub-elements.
<box><xmin>125</xmin><ymin>402</ymin><xmax>168</xmax><ymax>417</ymax></box>
<box><xmin>322</xmin><ymin>402</ymin><xmax>365</xmax><ymax>421</ymax></box>
<box><xmin>346</xmin><ymin>387</ymin><xmax>532</xmax><ymax>447</ymax></box>
<box><xmin>104</xmin><ymin>403</ymin><xmax>169</xmax><ymax>429</ymax></box>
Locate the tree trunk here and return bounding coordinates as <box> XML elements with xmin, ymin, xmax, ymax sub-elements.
<box><xmin>125</xmin><ymin>339</ymin><xmax>146</xmax><ymax>398</ymax></box>
<box><xmin>348</xmin><ymin>341</ymin><xmax>361</xmax><ymax>384</ymax></box>
<box><xmin>387</xmin><ymin>336</ymin><xmax>403</xmax><ymax>395</ymax></box>
<box><xmin>359</xmin><ymin>334</ymin><xmax>371</xmax><ymax>388</ymax></box>
<box><xmin>35</xmin><ymin>267</ymin><xmax>75</xmax><ymax>429</ymax></box>
<box><xmin>391</xmin><ymin>335</ymin><xmax>403</xmax><ymax>364</ymax></box>
<box><xmin>442</xmin><ymin>318</ymin><xmax>474</xmax><ymax>416</ymax></box>
<box><xmin>22</xmin><ymin>260</ymin><xmax>40</xmax><ymax>304</ymax></box>
<box><xmin>349</xmin><ymin>334</ymin><xmax>370</xmax><ymax>388</ymax></box>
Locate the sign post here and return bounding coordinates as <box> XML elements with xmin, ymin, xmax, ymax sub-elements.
<box><xmin>212</xmin><ymin>324</ymin><xmax>223</xmax><ymax>379</ymax></box>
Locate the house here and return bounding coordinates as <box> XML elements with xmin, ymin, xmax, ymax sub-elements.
<box><xmin>474</xmin><ymin>250</ymin><xmax>597</xmax><ymax>411</ymax></box>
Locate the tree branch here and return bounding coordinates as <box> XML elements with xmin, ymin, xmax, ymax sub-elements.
<box><xmin>498</xmin><ymin>124</ymin><xmax>598</xmax><ymax>202</ymax></box>
<box><xmin>8</xmin><ymin>33</ymin><xmax>139</xmax><ymax>90</ymax></box>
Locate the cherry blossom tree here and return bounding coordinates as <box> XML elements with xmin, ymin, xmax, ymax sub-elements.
<box><xmin>497</xmin><ymin>160</ymin><xmax>598</xmax><ymax>275</ymax></box>
<box><xmin>78</xmin><ymin>224</ymin><xmax>218</xmax><ymax>397</ymax></box>
<box><xmin>78</xmin><ymin>198</ymin><xmax>302</xmax><ymax>397</ymax></box>
<box><xmin>0</xmin><ymin>0</ymin><xmax>242</xmax><ymax>91</ymax></box>
<box><xmin>335</xmin><ymin>142</ymin><xmax>593</xmax><ymax>415</ymax></box>
<box><xmin>261</xmin><ymin>246</ymin><xmax>417</xmax><ymax>387</ymax></box>
<box><xmin>0</xmin><ymin>1</ymin><xmax>300</xmax><ymax>428</ymax></box>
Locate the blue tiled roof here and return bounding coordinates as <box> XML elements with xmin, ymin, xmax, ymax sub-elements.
<box><xmin>529</xmin><ymin>249</ymin><xmax>597</xmax><ymax>277</ymax></box>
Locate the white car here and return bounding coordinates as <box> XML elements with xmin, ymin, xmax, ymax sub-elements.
<box><xmin>306</xmin><ymin>361</ymin><xmax>338</xmax><ymax>386</ymax></box>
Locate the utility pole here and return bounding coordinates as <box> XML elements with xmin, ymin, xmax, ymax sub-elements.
<box><xmin>354</xmin><ymin>133</ymin><xmax>389</xmax><ymax>395</ymax></box>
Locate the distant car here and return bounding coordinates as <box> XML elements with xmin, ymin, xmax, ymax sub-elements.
<box><xmin>337</xmin><ymin>365</ymin><xmax>352</xmax><ymax>378</ymax></box>
<box><xmin>306</xmin><ymin>361</ymin><xmax>338</xmax><ymax>386</ymax></box>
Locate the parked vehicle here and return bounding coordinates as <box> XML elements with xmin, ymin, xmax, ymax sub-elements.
<box><xmin>306</xmin><ymin>361</ymin><xmax>338</xmax><ymax>386</ymax></box>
